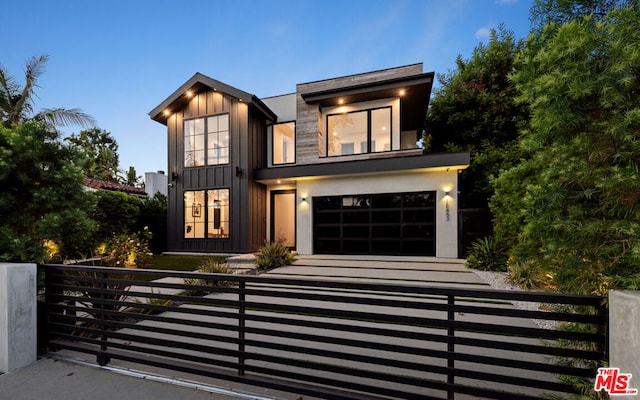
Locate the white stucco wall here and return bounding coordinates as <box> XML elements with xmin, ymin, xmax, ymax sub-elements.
<box><xmin>294</xmin><ymin>168</ymin><xmax>459</xmax><ymax>258</ymax></box>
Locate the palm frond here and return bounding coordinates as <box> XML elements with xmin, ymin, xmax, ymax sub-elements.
<box><xmin>33</xmin><ymin>107</ymin><xmax>97</xmax><ymax>128</ymax></box>
<box><xmin>0</xmin><ymin>63</ymin><xmax>19</xmax><ymax>124</ymax></box>
<box><xmin>14</xmin><ymin>55</ymin><xmax>49</xmax><ymax>123</ymax></box>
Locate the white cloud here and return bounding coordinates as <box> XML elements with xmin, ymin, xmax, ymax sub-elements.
<box><xmin>475</xmin><ymin>26</ymin><xmax>492</xmax><ymax>39</ymax></box>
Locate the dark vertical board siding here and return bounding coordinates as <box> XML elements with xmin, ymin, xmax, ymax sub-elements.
<box><xmin>164</xmin><ymin>87</ymin><xmax>269</xmax><ymax>254</ymax></box>
<box><xmin>247</xmin><ymin>109</ymin><xmax>267</xmax><ymax>251</ymax></box>
<box><xmin>231</xmin><ymin>102</ymin><xmax>245</xmax><ymax>252</ymax></box>
<box><xmin>167</xmin><ymin>112</ymin><xmax>182</xmax><ymax>251</ymax></box>
<box><xmin>198</xmin><ymin>92</ymin><xmax>206</xmax><ymax>116</ymax></box>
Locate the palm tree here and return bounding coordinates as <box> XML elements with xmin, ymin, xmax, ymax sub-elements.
<box><xmin>0</xmin><ymin>54</ymin><xmax>96</xmax><ymax>128</ymax></box>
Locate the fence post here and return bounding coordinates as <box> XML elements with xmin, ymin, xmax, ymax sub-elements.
<box><xmin>96</xmin><ymin>271</ymin><xmax>110</xmax><ymax>366</ymax></box>
<box><xmin>609</xmin><ymin>290</ymin><xmax>640</xmax><ymax>397</ymax></box>
<box><xmin>447</xmin><ymin>294</ymin><xmax>455</xmax><ymax>400</ymax></box>
<box><xmin>238</xmin><ymin>280</ymin><xmax>246</xmax><ymax>376</ymax></box>
<box><xmin>0</xmin><ymin>263</ymin><xmax>37</xmax><ymax>373</ymax></box>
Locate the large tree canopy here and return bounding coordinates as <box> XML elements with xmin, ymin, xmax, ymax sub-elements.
<box><xmin>529</xmin><ymin>0</ymin><xmax>638</xmax><ymax>28</ymax></box>
<box><xmin>425</xmin><ymin>26</ymin><xmax>527</xmax><ymax>209</ymax></box>
<box><xmin>491</xmin><ymin>6</ymin><xmax>640</xmax><ymax>294</ymax></box>
<box><xmin>0</xmin><ymin>122</ymin><xmax>96</xmax><ymax>262</ymax></box>
<box><xmin>0</xmin><ymin>55</ymin><xmax>95</xmax><ymax>129</ymax></box>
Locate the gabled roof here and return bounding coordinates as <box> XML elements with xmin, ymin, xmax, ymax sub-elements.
<box><xmin>149</xmin><ymin>72</ymin><xmax>277</xmax><ymax>125</ymax></box>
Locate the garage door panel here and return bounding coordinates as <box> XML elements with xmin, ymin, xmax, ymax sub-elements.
<box><xmin>372</xmin><ymin>210</ymin><xmax>400</xmax><ymax>223</ymax></box>
<box><xmin>371</xmin><ymin>225</ymin><xmax>401</xmax><ymax>238</ymax></box>
<box><xmin>403</xmin><ymin>223</ymin><xmax>435</xmax><ymax>238</ymax></box>
<box><xmin>313</xmin><ymin>191</ymin><xmax>436</xmax><ymax>256</ymax></box>
<box><xmin>403</xmin><ymin>209</ymin><xmax>434</xmax><ymax>223</ymax></box>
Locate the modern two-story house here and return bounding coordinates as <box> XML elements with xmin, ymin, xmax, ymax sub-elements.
<box><xmin>150</xmin><ymin>63</ymin><xmax>469</xmax><ymax>258</ymax></box>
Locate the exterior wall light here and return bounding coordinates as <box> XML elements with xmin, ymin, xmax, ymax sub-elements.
<box><xmin>301</xmin><ymin>196</ymin><xmax>307</xmax><ymax>203</ymax></box>
<box><xmin>444</xmin><ymin>191</ymin><xmax>451</xmax><ymax>222</ymax></box>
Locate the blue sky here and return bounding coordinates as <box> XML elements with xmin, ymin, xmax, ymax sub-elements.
<box><xmin>2</xmin><ymin>0</ymin><xmax>533</xmax><ymax>177</ymax></box>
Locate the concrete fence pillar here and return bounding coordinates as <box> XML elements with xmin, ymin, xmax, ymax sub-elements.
<box><xmin>609</xmin><ymin>290</ymin><xmax>640</xmax><ymax>399</ymax></box>
<box><xmin>0</xmin><ymin>263</ymin><xmax>37</xmax><ymax>373</ymax></box>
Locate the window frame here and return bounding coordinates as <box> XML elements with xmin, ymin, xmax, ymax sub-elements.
<box><xmin>272</xmin><ymin>121</ymin><xmax>296</xmax><ymax>165</ymax></box>
<box><xmin>183</xmin><ymin>188</ymin><xmax>230</xmax><ymax>239</ymax></box>
<box><xmin>325</xmin><ymin>106</ymin><xmax>392</xmax><ymax>157</ymax></box>
<box><xmin>183</xmin><ymin>113</ymin><xmax>230</xmax><ymax>168</ymax></box>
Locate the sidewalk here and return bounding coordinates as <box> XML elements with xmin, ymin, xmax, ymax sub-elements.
<box><xmin>0</xmin><ymin>356</ymin><xmax>286</xmax><ymax>400</ymax></box>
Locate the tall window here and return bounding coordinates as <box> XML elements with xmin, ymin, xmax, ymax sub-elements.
<box><xmin>184</xmin><ymin>189</ymin><xmax>230</xmax><ymax>239</ymax></box>
<box><xmin>184</xmin><ymin>114</ymin><xmax>229</xmax><ymax>167</ymax></box>
<box><xmin>327</xmin><ymin>107</ymin><xmax>391</xmax><ymax>157</ymax></box>
<box><xmin>273</xmin><ymin>122</ymin><xmax>295</xmax><ymax>164</ymax></box>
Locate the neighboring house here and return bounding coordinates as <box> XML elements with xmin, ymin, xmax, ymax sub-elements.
<box><xmin>144</xmin><ymin>171</ymin><xmax>168</xmax><ymax>197</ymax></box>
<box><xmin>84</xmin><ymin>177</ymin><xmax>148</xmax><ymax>197</ymax></box>
<box><xmin>149</xmin><ymin>63</ymin><xmax>469</xmax><ymax>257</ymax></box>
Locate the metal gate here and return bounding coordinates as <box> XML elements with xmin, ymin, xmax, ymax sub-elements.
<box><xmin>40</xmin><ymin>264</ymin><xmax>607</xmax><ymax>400</ymax></box>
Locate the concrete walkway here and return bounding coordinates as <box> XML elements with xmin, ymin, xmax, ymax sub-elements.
<box><xmin>272</xmin><ymin>255</ymin><xmax>489</xmax><ymax>288</ymax></box>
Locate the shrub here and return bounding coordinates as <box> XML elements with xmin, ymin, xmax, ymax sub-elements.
<box><xmin>184</xmin><ymin>257</ymin><xmax>235</xmax><ymax>296</ymax></box>
<box><xmin>133</xmin><ymin>289</ymin><xmax>173</xmax><ymax>314</ymax></box>
<box><xmin>506</xmin><ymin>259</ymin><xmax>550</xmax><ymax>290</ymax></box>
<box><xmin>99</xmin><ymin>229</ymin><xmax>152</xmax><ymax>268</ymax></box>
<box><xmin>254</xmin><ymin>240</ymin><xmax>296</xmax><ymax>271</ymax></box>
<box><xmin>465</xmin><ymin>236</ymin><xmax>507</xmax><ymax>272</ymax></box>
<box><xmin>92</xmin><ymin>190</ymin><xmax>142</xmax><ymax>244</ymax></box>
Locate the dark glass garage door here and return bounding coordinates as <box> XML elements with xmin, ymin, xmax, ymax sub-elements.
<box><xmin>313</xmin><ymin>191</ymin><xmax>436</xmax><ymax>256</ymax></box>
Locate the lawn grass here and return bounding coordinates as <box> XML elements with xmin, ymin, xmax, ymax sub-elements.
<box><xmin>145</xmin><ymin>255</ymin><xmax>225</xmax><ymax>272</ymax></box>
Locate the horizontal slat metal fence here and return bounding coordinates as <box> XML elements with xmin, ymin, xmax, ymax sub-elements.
<box><xmin>40</xmin><ymin>264</ymin><xmax>606</xmax><ymax>400</ymax></box>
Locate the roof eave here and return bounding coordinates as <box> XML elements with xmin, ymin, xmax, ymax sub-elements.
<box><xmin>149</xmin><ymin>73</ymin><xmax>276</xmax><ymax>125</ymax></box>
<box><xmin>254</xmin><ymin>151</ymin><xmax>470</xmax><ymax>183</ymax></box>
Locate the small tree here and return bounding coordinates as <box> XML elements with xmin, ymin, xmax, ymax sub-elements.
<box><xmin>139</xmin><ymin>192</ymin><xmax>168</xmax><ymax>253</ymax></box>
<box><xmin>0</xmin><ymin>122</ymin><xmax>96</xmax><ymax>262</ymax></box>
<box><xmin>124</xmin><ymin>166</ymin><xmax>141</xmax><ymax>187</ymax></box>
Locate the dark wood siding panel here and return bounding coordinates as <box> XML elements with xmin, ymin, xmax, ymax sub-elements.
<box><xmin>197</xmin><ymin>92</ymin><xmax>207</xmax><ymax>116</ymax></box>
<box><xmin>165</xmin><ymin>86</ymin><xmax>270</xmax><ymax>254</ymax></box>
<box><xmin>247</xmin><ymin>108</ymin><xmax>267</xmax><ymax>251</ymax></box>
<box><xmin>230</xmin><ymin>102</ymin><xmax>246</xmax><ymax>252</ymax></box>
<box><xmin>184</xmin><ymin>95</ymin><xmax>199</xmax><ymax>119</ymax></box>
<box><xmin>167</xmin><ymin>113</ymin><xmax>180</xmax><ymax>251</ymax></box>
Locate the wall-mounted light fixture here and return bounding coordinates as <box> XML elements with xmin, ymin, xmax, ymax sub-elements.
<box><xmin>444</xmin><ymin>191</ymin><xmax>451</xmax><ymax>222</ymax></box>
<box><xmin>301</xmin><ymin>196</ymin><xmax>307</xmax><ymax>203</ymax></box>
<box><xmin>235</xmin><ymin>166</ymin><xmax>243</xmax><ymax>178</ymax></box>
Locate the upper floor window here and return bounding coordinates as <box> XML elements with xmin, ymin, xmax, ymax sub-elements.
<box><xmin>327</xmin><ymin>107</ymin><xmax>391</xmax><ymax>157</ymax></box>
<box><xmin>273</xmin><ymin>122</ymin><xmax>295</xmax><ymax>165</ymax></box>
<box><xmin>184</xmin><ymin>114</ymin><xmax>229</xmax><ymax>167</ymax></box>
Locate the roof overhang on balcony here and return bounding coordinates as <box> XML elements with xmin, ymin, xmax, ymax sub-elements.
<box><xmin>149</xmin><ymin>72</ymin><xmax>277</xmax><ymax>125</ymax></box>
<box><xmin>301</xmin><ymin>72</ymin><xmax>435</xmax><ymax>134</ymax></box>
<box><xmin>254</xmin><ymin>151</ymin><xmax>470</xmax><ymax>185</ymax></box>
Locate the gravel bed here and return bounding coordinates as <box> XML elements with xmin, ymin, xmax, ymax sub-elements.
<box><xmin>471</xmin><ymin>269</ymin><xmax>558</xmax><ymax>330</ymax></box>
